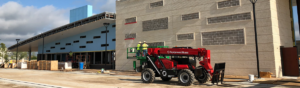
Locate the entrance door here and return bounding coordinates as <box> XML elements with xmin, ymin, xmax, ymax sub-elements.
<box><xmin>281</xmin><ymin>46</ymin><xmax>299</xmax><ymax>76</ymax></box>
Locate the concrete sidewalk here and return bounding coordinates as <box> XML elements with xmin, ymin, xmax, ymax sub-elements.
<box><xmin>253</xmin><ymin>76</ymin><xmax>300</xmax><ymax>87</ymax></box>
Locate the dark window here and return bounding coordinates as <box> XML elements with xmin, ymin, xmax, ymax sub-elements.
<box><xmin>51</xmin><ymin>47</ymin><xmax>55</xmax><ymax>49</ymax></box>
<box><xmin>202</xmin><ymin>29</ymin><xmax>244</xmax><ymax>45</ymax></box>
<box><xmin>125</xmin><ymin>17</ymin><xmax>137</xmax><ymax>24</ymax></box>
<box><xmin>80</xmin><ymin>36</ymin><xmax>86</xmax><ymax>38</ymax></box>
<box><xmin>148</xmin><ymin>42</ymin><xmax>165</xmax><ymax>47</ymax></box>
<box><xmin>60</xmin><ymin>47</ymin><xmax>65</xmax><ymax>50</ymax></box>
<box><xmin>101</xmin><ymin>44</ymin><xmax>109</xmax><ymax>47</ymax></box>
<box><xmin>142</xmin><ymin>17</ymin><xmax>168</xmax><ymax>31</ymax></box>
<box><xmin>55</xmin><ymin>42</ymin><xmax>60</xmax><ymax>45</ymax></box>
<box><xmin>112</xmin><ymin>39</ymin><xmax>116</xmax><ymax>41</ymax></box>
<box><xmin>86</xmin><ymin>41</ymin><xmax>93</xmax><ymax>44</ymax></box>
<box><xmin>150</xmin><ymin>1</ymin><xmax>163</xmax><ymax>8</ymax></box>
<box><xmin>46</xmin><ymin>50</ymin><xmax>50</xmax><ymax>52</ymax></box>
<box><xmin>101</xmin><ymin>30</ymin><xmax>109</xmax><ymax>33</ymax></box>
<box><xmin>218</xmin><ymin>0</ymin><xmax>240</xmax><ymax>9</ymax></box>
<box><xmin>207</xmin><ymin>12</ymin><xmax>251</xmax><ymax>24</ymax></box>
<box><xmin>94</xmin><ymin>36</ymin><xmax>101</xmax><ymax>39</ymax></box>
<box><xmin>95</xmin><ymin>52</ymin><xmax>101</xmax><ymax>64</ymax></box>
<box><xmin>74</xmin><ymin>40</ymin><xmax>79</xmax><ymax>43</ymax></box>
<box><xmin>88</xmin><ymin>52</ymin><xmax>94</xmax><ymax>64</ymax></box>
<box><xmin>112</xmin><ymin>25</ymin><xmax>116</xmax><ymax>27</ymax></box>
<box><xmin>177</xmin><ymin>33</ymin><xmax>194</xmax><ymax>40</ymax></box>
<box><xmin>182</xmin><ymin>13</ymin><xmax>199</xmax><ymax>21</ymax></box>
<box><xmin>125</xmin><ymin>33</ymin><xmax>136</xmax><ymax>39</ymax></box>
<box><xmin>66</xmin><ymin>43</ymin><xmax>71</xmax><ymax>45</ymax></box>
<box><xmin>80</xmin><ymin>46</ymin><xmax>86</xmax><ymax>48</ymax></box>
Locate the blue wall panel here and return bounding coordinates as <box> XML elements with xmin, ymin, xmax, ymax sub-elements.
<box><xmin>38</xmin><ymin>23</ymin><xmax>116</xmax><ymax>54</ymax></box>
<box><xmin>70</xmin><ymin>5</ymin><xmax>93</xmax><ymax>23</ymax></box>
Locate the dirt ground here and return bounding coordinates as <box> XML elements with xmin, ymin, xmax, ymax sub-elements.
<box><xmin>0</xmin><ymin>69</ymin><xmax>296</xmax><ymax>88</ymax></box>
<box><xmin>0</xmin><ymin>81</ymin><xmax>32</xmax><ymax>88</ymax></box>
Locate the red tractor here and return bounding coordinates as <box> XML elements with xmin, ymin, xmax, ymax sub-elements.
<box><xmin>140</xmin><ymin>47</ymin><xmax>225</xmax><ymax>86</ymax></box>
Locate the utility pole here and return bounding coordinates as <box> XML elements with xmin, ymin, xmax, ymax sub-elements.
<box><xmin>250</xmin><ymin>0</ymin><xmax>260</xmax><ymax>78</ymax></box>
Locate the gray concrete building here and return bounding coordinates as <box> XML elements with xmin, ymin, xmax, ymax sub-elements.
<box><xmin>115</xmin><ymin>0</ymin><xmax>295</xmax><ymax>77</ymax></box>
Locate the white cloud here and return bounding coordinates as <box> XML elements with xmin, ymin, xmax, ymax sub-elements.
<box><xmin>86</xmin><ymin>0</ymin><xmax>116</xmax><ymax>13</ymax></box>
<box><xmin>0</xmin><ymin>33</ymin><xmax>35</xmax><ymax>47</ymax></box>
<box><xmin>0</xmin><ymin>1</ymin><xmax>69</xmax><ymax>47</ymax></box>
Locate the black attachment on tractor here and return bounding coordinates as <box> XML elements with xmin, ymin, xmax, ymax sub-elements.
<box><xmin>211</xmin><ymin>63</ymin><xmax>226</xmax><ymax>85</ymax></box>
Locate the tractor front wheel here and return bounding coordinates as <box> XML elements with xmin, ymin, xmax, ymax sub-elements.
<box><xmin>178</xmin><ymin>69</ymin><xmax>195</xmax><ymax>86</ymax></box>
<box><xmin>196</xmin><ymin>68</ymin><xmax>211</xmax><ymax>84</ymax></box>
<box><xmin>141</xmin><ymin>68</ymin><xmax>155</xmax><ymax>83</ymax></box>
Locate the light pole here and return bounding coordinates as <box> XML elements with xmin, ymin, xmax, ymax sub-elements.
<box><xmin>250</xmin><ymin>0</ymin><xmax>260</xmax><ymax>78</ymax></box>
<box><xmin>103</xmin><ymin>23</ymin><xmax>110</xmax><ymax>61</ymax></box>
<box><xmin>16</xmin><ymin>39</ymin><xmax>20</xmax><ymax>65</ymax></box>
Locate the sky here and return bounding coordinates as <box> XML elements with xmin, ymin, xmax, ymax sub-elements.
<box><xmin>0</xmin><ymin>1</ymin><xmax>299</xmax><ymax>48</ymax></box>
<box><xmin>0</xmin><ymin>0</ymin><xmax>116</xmax><ymax>47</ymax></box>
<box><xmin>293</xmin><ymin>6</ymin><xmax>300</xmax><ymax>41</ymax></box>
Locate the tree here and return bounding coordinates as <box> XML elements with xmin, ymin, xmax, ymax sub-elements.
<box><xmin>4</xmin><ymin>54</ymin><xmax>8</xmax><ymax>63</ymax></box>
<box><xmin>31</xmin><ymin>55</ymin><xmax>37</xmax><ymax>60</ymax></box>
<box><xmin>10</xmin><ymin>52</ymin><xmax>28</xmax><ymax>60</ymax></box>
<box><xmin>0</xmin><ymin>43</ymin><xmax>7</xmax><ymax>63</ymax></box>
<box><xmin>31</xmin><ymin>52</ymin><xmax>37</xmax><ymax>60</ymax></box>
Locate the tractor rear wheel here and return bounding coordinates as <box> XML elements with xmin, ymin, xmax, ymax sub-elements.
<box><xmin>160</xmin><ymin>77</ymin><xmax>172</xmax><ymax>81</ymax></box>
<box><xmin>141</xmin><ymin>68</ymin><xmax>155</xmax><ymax>83</ymax></box>
<box><xmin>178</xmin><ymin>69</ymin><xmax>195</xmax><ymax>86</ymax></box>
<box><xmin>196</xmin><ymin>68</ymin><xmax>211</xmax><ymax>84</ymax></box>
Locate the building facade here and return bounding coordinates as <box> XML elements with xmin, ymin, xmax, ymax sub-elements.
<box><xmin>115</xmin><ymin>0</ymin><xmax>293</xmax><ymax>77</ymax></box>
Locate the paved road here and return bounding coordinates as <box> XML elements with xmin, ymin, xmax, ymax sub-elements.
<box><xmin>0</xmin><ymin>69</ymin><xmax>297</xmax><ymax>88</ymax></box>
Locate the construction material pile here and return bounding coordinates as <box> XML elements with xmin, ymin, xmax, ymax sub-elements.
<box><xmin>38</xmin><ymin>60</ymin><xmax>58</xmax><ymax>71</ymax></box>
<box><xmin>27</xmin><ymin>61</ymin><xmax>38</xmax><ymax>69</ymax></box>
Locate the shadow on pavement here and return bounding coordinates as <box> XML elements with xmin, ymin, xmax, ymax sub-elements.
<box><xmin>119</xmin><ymin>78</ymin><xmax>242</xmax><ymax>87</ymax></box>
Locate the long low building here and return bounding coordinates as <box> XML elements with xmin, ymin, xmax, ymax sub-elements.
<box><xmin>8</xmin><ymin>5</ymin><xmax>116</xmax><ymax>69</ymax></box>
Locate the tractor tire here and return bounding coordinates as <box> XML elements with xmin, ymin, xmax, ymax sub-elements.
<box><xmin>196</xmin><ymin>68</ymin><xmax>211</xmax><ymax>84</ymax></box>
<box><xmin>135</xmin><ymin>66</ymin><xmax>142</xmax><ymax>72</ymax></box>
<box><xmin>178</xmin><ymin>69</ymin><xmax>195</xmax><ymax>86</ymax></box>
<box><xmin>141</xmin><ymin>68</ymin><xmax>155</xmax><ymax>83</ymax></box>
<box><xmin>161</xmin><ymin>77</ymin><xmax>172</xmax><ymax>81</ymax></box>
